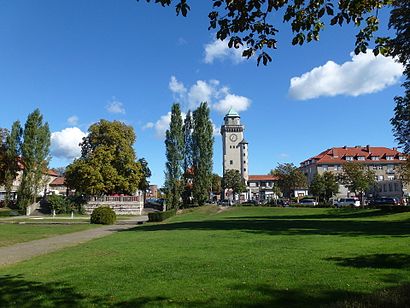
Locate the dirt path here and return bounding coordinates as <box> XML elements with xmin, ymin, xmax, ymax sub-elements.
<box><xmin>0</xmin><ymin>217</ymin><xmax>147</xmax><ymax>267</ymax></box>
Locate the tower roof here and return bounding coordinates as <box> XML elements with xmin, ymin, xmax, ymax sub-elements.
<box><xmin>225</xmin><ymin>107</ymin><xmax>239</xmax><ymax>117</ymax></box>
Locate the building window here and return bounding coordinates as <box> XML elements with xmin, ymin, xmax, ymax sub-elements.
<box><xmin>230</xmin><ymin>160</ymin><xmax>233</xmax><ymax>165</ymax></box>
<box><xmin>394</xmin><ymin>182</ymin><xmax>399</xmax><ymax>191</ymax></box>
<box><xmin>345</xmin><ymin>156</ymin><xmax>353</xmax><ymax>161</ymax></box>
<box><xmin>389</xmin><ymin>183</ymin><xmax>393</xmax><ymax>191</ymax></box>
<box><xmin>244</xmin><ymin>160</ymin><xmax>246</xmax><ymax>164</ymax></box>
<box><xmin>378</xmin><ymin>175</ymin><xmax>384</xmax><ymax>181</ymax></box>
<box><xmin>378</xmin><ymin>165</ymin><xmax>383</xmax><ymax>170</ymax></box>
<box><xmin>334</xmin><ymin>165</ymin><xmax>339</xmax><ymax>171</ymax></box>
<box><xmin>357</xmin><ymin>156</ymin><xmax>365</xmax><ymax>161</ymax></box>
<box><xmin>244</xmin><ymin>168</ymin><xmax>246</xmax><ymax>172</ymax></box>
<box><xmin>387</xmin><ymin>175</ymin><xmax>394</xmax><ymax>180</ymax></box>
<box><xmin>386</xmin><ymin>156</ymin><xmax>394</xmax><ymax>160</ymax></box>
<box><xmin>323</xmin><ymin>165</ymin><xmax>328</xmax><ymax>171</ymax></box>
<box><xmin>399</xmin><ymin>156</ymin><xmax>406</xmax><ymax>161</ymax></box>
<box><xmin>371</xmin><ymin>156</ymin><xmax>380</xmax><ymax>161</ymax></box>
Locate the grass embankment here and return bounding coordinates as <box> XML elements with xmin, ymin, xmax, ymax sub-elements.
<box><xmin>0</xmin><ymin>224</ymin><xmax>97</xmax><ymax>247</ymax></box>
<box><xmin>1</xmin><ymin>206</ymin><xmax>409</xmax><ymax>307</ymax></box>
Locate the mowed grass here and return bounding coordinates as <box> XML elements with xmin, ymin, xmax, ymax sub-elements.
<box><xmin>0</xmin><ymin>224</ymin><xmax>97</xmax><ymax>247</ymax></box>
<box><xmin>1</xmin><ymin>206</ymin><xmax>410</xmax><ymax>307</ymax></box>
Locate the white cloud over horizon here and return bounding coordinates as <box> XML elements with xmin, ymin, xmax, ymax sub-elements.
<box><xmin>204</xmin><ymin>38</ymin><xmax>245</xmax><ymax>64</ymax></box>
<box><xmin>106</xmin><ymin>97</ymin><xmax>126</xmax><ymax>114</ymax></box>
<box><xmin>169</xmin><ymin>76</ymin><xmax>251</xmax><ymax>113</ymax></box>
<box><xmin>289</xmin><ymin>50</ymin><xmax>404</xmax><ymax>100</ymax></box>
<box><xmin>51</xmin><ymin>127</ymin><xmax>87</xmax><ymax>160</ymax></box>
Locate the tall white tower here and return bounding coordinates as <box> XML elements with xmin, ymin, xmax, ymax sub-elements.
<box><xmin>221</xmin><ymin>108</ymin><xmax>249</xmax><ymax>181</ymax></box>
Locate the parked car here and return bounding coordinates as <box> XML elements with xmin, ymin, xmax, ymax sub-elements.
<box><xmin>368</xmin><ymin>197</ymin><xmax>399</xmax><ymax>206</ymax></box>
<box><xmin>336</xmin><ymin>198</ymin><xmax>361</xmax><ymax>207</ymax></box>
<box><xmin>299</xmin><ymin>199</ymin><xmax>318</xmax><ymax>206</ymax></box>
<box><xmin>217</xmin><ymin>199</ymin><xmax>231</xmax><ymax>206</ymax></box>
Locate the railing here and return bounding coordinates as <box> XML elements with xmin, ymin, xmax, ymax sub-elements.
<box><xmin>85</xmin><ymin>195</ymin><xmax>144</xmax><ymax>215</ymax></box>
<box><xmin>87</xmin><ymin>196</ymin><xmax>141</xmax><ymax>202</ymax></box>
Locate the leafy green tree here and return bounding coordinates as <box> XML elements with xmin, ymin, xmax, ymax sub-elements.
<box><xmin>389</xmin><ymin>1</ymin><xmax>410</xmax><ymax>155</ymax></box>
<box><xmin>211</xmin><ymin>173</ymin><xmax>222</xmax><ymax>196</ymax></box>
<box><xmin>18</xmin><ymin>109</ymin><xmax>51</xmax><ymax>208</ymax></box>
<box><xmin>138</xmin><ymin>158</ymin><xmax>152</xmax><ymax>202</ymax></box>
<box><xmin>310</xmin><ymin>172</ymin><xmax>338</xmax><ymax>202</ymax></box>
<box><xmin>4</xmin><ymin>121</ymin><xmax>22</xmax><ymax>207</ymax></box>
<box><xmin>164</xmin><ymin>103</ymin><xmax>184</xmax><ymax>209</ymax></box>
<box><xmin>309</xmin><ymin>174</ymin><xmax>326</xmax><ymax>202</ymax></box>
<box><xmin>182</xmin><ymin>110</ymin><xmax>194</xmax><ymax>205</ymax></box>
<box><xmin>222</xmin><ymin>169</ymin><xmax>246</xmax><ymax>199</ymax></box>
<box><xmin>0</xmin><ymin>128</ymin><xmax>8</xmax><ymax>186</ymax></box>
<box><xmin>339</xmin><ymin>162</ymin><xmax>375</xmax><ymax>203</ymax></box>
<box><xmin>192</xmin><ymin>102</ymin><xmax>214</xmax><ymax>206</ymax></box>
<box><xmin>65</xmin><ymin>120</ymin><xmax>142</xmax><ymax>196</ymax></box>
<box><xmin>142</xmin><ymin>0</ymin><xmax>398</xmax><ymax>65</ymax></box>
<box><xmin>271</xmin><ymin>163</ymin><xmax>307</xmax><ymax>198</ymax></box>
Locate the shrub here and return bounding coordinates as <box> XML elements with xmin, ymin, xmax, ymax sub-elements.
<box><xmin>148</xmin><ymin>209</ymin><xmax>177</xmax><ymax>222</ymax></box>
<box><xmin>90</xmin><ymin>206</ymin><xmax>116</xmax><ymax>225</ymax></box>
<box><xmin>47</xmin><ymin>195</ymin><xmax>73</xmax><ymax>214</ymax></box>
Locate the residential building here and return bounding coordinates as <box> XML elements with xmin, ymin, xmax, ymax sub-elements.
<box><xmin>248</xmin><ymin>175</ymin><xmax>279</xmax><ymax>202</ymax></box>
<box><xmin>0</xmin><ymin>168</ymin><xmax>59</xmax><ymax>201</ymax></box>
<box><xmin>300</xmin><ymin>146</ymin><xmax>409</xmax><ymax>199</ymax></box>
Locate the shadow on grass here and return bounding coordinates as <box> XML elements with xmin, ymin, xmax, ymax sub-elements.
<box><xmin>127</xmin><ymin>218</ymin><xmax>410</xmax><ymax>237</ymax></box>
<box><xmin>228</xmin><ymin>283</ymin><xmax>410</xmax><ymax>308</ymax></box>
<box><xmin>1</xmin><ymin>274</ymin><xmax>409</xmax><ymax>307</ymax></box>
<box><xmin>0</xmin><ymin>274</ymin><xmax>170</xmax><ymax>307</ymax></box>
<box><xmin>326</xmin><ymin>253</ymin><xmax>410</xmax><ymax>269</ymax></box>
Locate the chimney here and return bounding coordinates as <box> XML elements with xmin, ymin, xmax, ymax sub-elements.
<box><xmin>393</xmin><ymin>147</ymin><xmax>397</xmax><ymax>151</ymax></box>
<box><xmin>343</xmin><ymin>145</ymin><xmax>347</xmax><ymax>149</ymax></box>
<box><xmin>366</xmin><ymin>145</ymin><xmax>370</xmax><ymax>152</ymax></box>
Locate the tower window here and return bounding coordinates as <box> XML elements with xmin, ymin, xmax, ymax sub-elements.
<box><xmin>230</xmin><ymin>160</ymin><xmax>233</xmax><ymax>165</ymax></box>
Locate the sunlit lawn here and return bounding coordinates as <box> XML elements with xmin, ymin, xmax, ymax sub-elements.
<box><xmin>1</xmin><ymin>206</ymin><xmax>409</xmax><ymax>307</ymax></box>
<box><xmin>0</xmin><ymin>224</ymin><xmax>97</xmax><ymax>247</ymax></box>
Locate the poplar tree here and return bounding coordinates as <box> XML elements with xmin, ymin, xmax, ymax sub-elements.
<box><xmin>164</xmin><ymin>103</ymin><xmax>184</xmax><ymax>209</ymax></box>
<box><xmin>192</xmin><ymin>102</ymin><xmax>213</xmax><ymax>206</ymax></box>
<box><xmin>4</xmin><ymin>121</ymin><xmax>22</xmax><ymax>206</ymax></box>
<box><xmin>18</xmin><ymin>109</ymin><xmax>51</xmax><ymax>208</ymax></box>
<box><xmin>182</xmin><ymin>110</ymin><xmax>194</xmax><ymax>205</ymax></box>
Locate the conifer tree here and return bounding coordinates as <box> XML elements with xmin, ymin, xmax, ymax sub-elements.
<box><xmin>18</xmin><ymin>109</ymin><xmax>51</xmax><ymax>208</ymax></box>
<box><xmin>4</xmin><ymin>121</ymin><xmax>22</xmax><ymax>207</ymax></box>
<box><xmin>164</xmin><ymin>103</ymin><xmax>184</xmax><ymax>209</ymax></box>
<box><xmin>192</xmin><ymin>102</ymin><xmax>213</xmax><ymax>206</ymax></box>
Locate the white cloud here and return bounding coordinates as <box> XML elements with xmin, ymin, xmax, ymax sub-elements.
<box><xmin>67</xmin><ymin>115</ymin><xmax>79</xmax><ymax>126</ymax></box>
<box><xmin>169</xmin><ymin>75</ymin><xmax>187</xmax><ymax>95</ymax></box>
<box><xmin>213</xmin><ymin>94</ymin><xmax>251</xmax><ymax>114</ymax></box>
<box><xmin>142</xmin><ymin>122</ymin><xmax>154</xmax><ymax>130</ymax></box>
<box><xmin>187</xmin><ymin>80</ymin><xmax>215</xmax><ymax>109</ymax></box>
<box><xmin>167</xmin><ymin>76</ymin><xmax>251</xmax><ymax>114</ymax></box>
<box><xmin>51</xmin><ymin>127</ymin><xmax>87</xmax><ymax>160</ymax></box>
<box><xmin>204</xmin><ymin>38</ymin><xmax>245</xmax><ymax>64</ymax></box>
<box><xmin>106</xmin><ymin>97</ymin><xmax>126</xmax><ymax>114</ymax></box>
<box><xmin>289</xmin><ymin>50</ymin><xmax>404</xmax><ymax>100</ymax></box>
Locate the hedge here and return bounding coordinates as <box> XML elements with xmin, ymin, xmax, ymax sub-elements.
<box><xmin>148</xmin><ymin>209</ymin><xmax>177</xmax><ymax>222</ymax></box>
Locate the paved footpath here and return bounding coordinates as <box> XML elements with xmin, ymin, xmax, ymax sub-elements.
<box><xmin>0</xmin><ymin>216</ymin><xmax>148</xmax><ymax>267</ymax></box>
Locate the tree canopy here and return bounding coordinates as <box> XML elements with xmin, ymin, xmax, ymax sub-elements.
<box><xmin>65</xmin><ymin>120</ymin><xmax>143</xmax><ymax>196</ymax></box>
<box><xmin>271</xmin><ymin>163</ymin><xmax>307</xmax><ymax>198</ymax></box>
<box><xmin>222</xmin><ymin>169</ymin><xmax>247</xmax><ymax>197</ymax></box>
<box><xmin>309</xmin><ymin>171</ymin><xmax>339</xmax><ymax>202</ymax></box>
<box><xmin>143</xmin><ymin>0</ymin><xmax>399</xmax><ymax>65</ymax></box>
<box><xmin>338</xmin><ymin>162</ymin><xmax>376</xmax><ymax>197</ymax></box>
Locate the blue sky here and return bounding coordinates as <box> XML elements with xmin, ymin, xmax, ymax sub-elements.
<box><xmin>0</xmin><ymin>0</ymin><xmax>405</xmax><ymax>186</ymax></box>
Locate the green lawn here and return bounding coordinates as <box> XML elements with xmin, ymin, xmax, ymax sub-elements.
<box><xmin>1</xmin><ymin>206</ymin><xmax>410</xmax><ymax>307</ymax></box>
<box><xmin>0</xmin><ymin>224</ymin><xmax>97</xmax><ymax>247</ymax></box>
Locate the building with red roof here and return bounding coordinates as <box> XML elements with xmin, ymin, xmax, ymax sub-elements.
<box><xmin>300</xmin><ymin>146</ymin><xmax>408</xmax><ymax>199</ymax></box>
